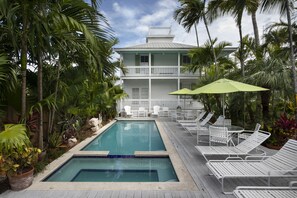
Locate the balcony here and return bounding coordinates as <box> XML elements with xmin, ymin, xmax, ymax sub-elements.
<box><xmin>121</xmin><ymin>66</ymin><xmax>200</xmax><ymax>77</ymax></box>
<box><xmin>120</xmin><ymin>99</ymin><xmax>198</xmax><ymax>111</ymax></box>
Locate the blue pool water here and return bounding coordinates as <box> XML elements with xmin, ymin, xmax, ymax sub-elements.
<box><xmin>44</xmin><ymin>156</ymin><xmax>178</xmax><ymax>182</ymax></box>
<box><xmin>82</xmin><ymin>120</ymin><xmax>166</xmax><ymax>155</ymax></box>
<box><xmin>43</xmin><ymin>120</ymin><xmax>179</xmax><ymax>182</ymax></box>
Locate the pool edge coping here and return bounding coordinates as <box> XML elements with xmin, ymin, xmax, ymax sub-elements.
<box><xmin>29</xmin><ymin>118</ymin><xmax>198</xmax><ymax>191</ymax></box>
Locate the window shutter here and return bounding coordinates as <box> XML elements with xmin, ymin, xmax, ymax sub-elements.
<box><xmin>151</xmin><ymin>54</ymin><xmax>154</xmax><ymax>66</ymax></box>
<box><xmin>180</xmin><ymin>54</ymin><xmax>183</xmax><ymax>66</ymax></box>
<box><xmin>135</xmin><ymin>54</ymin><xmax>140</xmax><ymax>66</ymax></box>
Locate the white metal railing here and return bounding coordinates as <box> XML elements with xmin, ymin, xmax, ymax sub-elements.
<box><xmin>151</xmin><ymin>66</ymin><xmax>178</xmax><ymax>76</ymax></box>
<box><xmin>120</xmin><ymin>99</ymin><xmax>198</xmax><ymax>111</ymax></box>
<box><xmin>121</xmin><ymin>66</ymin><xmax>200</xmax><ymax>77</ymax></box>
<box><xmin>122</xmin><ymin>66</ymin><xmax>149</xmax><ymax>76</ymax></box>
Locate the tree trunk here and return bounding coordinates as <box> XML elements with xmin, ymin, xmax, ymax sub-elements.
<box><xmin>20</xmin><ymin>3</ymin><xmax>28</xmax><ymax>122</ymax></box>
<box><xmin>202</xmin><ymin>15</ymin><xmax>217</xmax><ymax>73</ymax></box>
<box><xmin>261</xmin><ymin>90</ymin><xmax>271</xmax><ymax>126</ymax></box>
<box><xmin>238</xmin><ymin>23</ymin><xmax>244</xmax><ymax>76</ymax></box>
<box><xmin>48</xmin><ymin>60</ymin><xmax>61</xmax><ymax>134</ymax></box>
<box><xmin>251</xmin><ymin>11</ymin><xmax>260</xmax><ymax>47</ymax></box>
<box><xmin>246</xmin><ymin>103</ymin><xmax>255</xmax><ymax>123</ymax></box>
<box><xmin>37</xmin><ymin>50</ymin><xmax>43</xmax><ymax>150</ymax></box>
<box><xmin>194</xmin><ymin>23</ymin><xmax>199</xmax><ymax>47</ymax></box>
<box><xmin>285</xmin><ymin>0</ymin><xmax>297</xmax><ymax>121</ymax></box>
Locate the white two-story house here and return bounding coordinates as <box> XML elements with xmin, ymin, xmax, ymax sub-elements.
<box><xmin>115</xmin><ymin>27</ymin><xmax>235</xmax><ymax>112</ymax></box>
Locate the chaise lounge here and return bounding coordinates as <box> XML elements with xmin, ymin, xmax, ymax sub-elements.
<box><xmin>206</xmin><ymin>139</ymin><xmax>297</xmax><ymax>194</ymax></box>
<box><xmin>233</xmin><ymin>181</ymin><xmax>297</xmax><ymax>198</ymax></box>
<box><xmin>195</xmin><ymin>124</ymin><xmax>270</xmax><ymax>161</ymax></box>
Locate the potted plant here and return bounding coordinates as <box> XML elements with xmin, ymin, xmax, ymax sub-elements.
<box><xmin>0</xmin><ymin>124</ymin><xmax>41</xmax><ymax>191</ymax></box>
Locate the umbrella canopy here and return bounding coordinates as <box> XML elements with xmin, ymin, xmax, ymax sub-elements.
<box><xmin>189</xmin><ymin>78</ymin><xmax>268</xmax><ymax>94</ymax></box>
<box><xmin>169</xmin><ymin>88</ymin><xmax>192</xmax><ymax>109</ymax></box>
<box><xmin>169</xmin><ymin>88</ymin><xmax>192</xmax><ymax>95</ymax></box>
<box><xmin>189</xmin><ymin>78</ymin><xmax>269</xmax><ymax>117</ymax></box>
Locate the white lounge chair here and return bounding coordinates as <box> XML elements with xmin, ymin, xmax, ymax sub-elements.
<box><xmin>184</xmin><ymin>110</ymin><xmax>195</xmax><ymax>120</ymax></box>
<box><xmin>151</xmin><ymin>105</ymin><xmax>160</xmax><ymax>117</ymax></box>
<box><xmin>170</xmin><ymin>110</ymin><xmax>184</xmax><ymax>121</ymax></box>
<box><xmin>206</xmin><ymin>139</ymin><xmax>297</xmax><ymax>194</ymax></box>
<box><xmin>124</xmin><ymin>106</ymin><xmax>132</xmax><ymax>117</ymax></box>
<box><xmin>177</xmin><ymin>111</ymin><xmax>206</xmax><ymax>124</ymax></box>
<box><xmin>209</xmin><ymin>125</ymin><xmax>234</xmax><ymax>146</ymax></box>
<box><xmin>183</xmin><ymin>112</ymin><xmax>214</xmax><ymax>133</ymax></box>
<box><xmin>212</xmin><ymin>115</ymin><xmax>225</xmax><ymax>125</ymax></box>
<box><xmin>195</xmin><ymin>124</ymin><xmax>270</xmax><ymax>161</ymax></box>
<box><xmin>182</xmin><ymin>112</ymin><xmax>213</xmax><ymax>129</ymax></box>
<box><xmin>184</xmin><ymin>113</ymin><xmax>214</xmax><ymax>143</ymax></box>
<box><xmin>138</xmin><ymin>107</ymin><xmax>147</xmax><ymax>117</ymax></box>
<box><xmin>160</xmin><ymin>107</ymin><xmax>169</xmax><ymax>117</ymax></box>
<box><xmin>233</xmin><ymin>181</ymin><xmax>297</xmax><ymax>198</ymax></box>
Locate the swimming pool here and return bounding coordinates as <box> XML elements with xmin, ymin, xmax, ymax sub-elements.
<box><xmin>82</xmin><ymin>120</ymin><xmax>166</xmax><ymax>155</ymax></box>
<box><xmin>35</xmin><ymin>119</ymin><xmax>198</xmax><ymax>189</ymax></box>
<box><xmin>44</xmin><ymin>156</ymin><xmax>178</xmax><ymax>182</ymax></box>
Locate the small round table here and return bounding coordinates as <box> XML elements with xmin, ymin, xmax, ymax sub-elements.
<box><xmin>212</xmin><ymin>125</ymin><xmax>244</xmax><ymax>144</ymax></box>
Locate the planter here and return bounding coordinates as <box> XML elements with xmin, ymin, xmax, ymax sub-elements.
<box><xmin>0</xmin><ymin>171</ymin><xmax>6</xmax><ymax>182</ymax></box>
<box><xmin>8</xmin><ymin>168</ymin><xmax>34</xmax><ymax>191</ymax></box>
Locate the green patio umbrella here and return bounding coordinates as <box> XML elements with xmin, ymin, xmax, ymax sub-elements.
<box><xmin>189</xmin><ymin>78</ymin><xmax>269</xmax><ymax>117</ymax></box>
<box><xmin>169</xmin><ymin>88</ymin><xmax>192</xmax><ymax>109</ymax></box>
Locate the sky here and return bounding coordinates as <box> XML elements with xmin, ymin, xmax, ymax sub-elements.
<box><xmin>100</xmin><ymin>0</ymin><xmax>284</xmax><ymax>52</ymax></box>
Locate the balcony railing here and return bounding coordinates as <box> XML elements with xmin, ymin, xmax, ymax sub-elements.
<box><xmin>119</xmin><ymin>99</ymin><xmax>196</xmax><ymax>111</ymax></box>
<box><xmin>121</xmin><ymin>66</ymin><xmax>199</xmax><ymax>77</ymax></box>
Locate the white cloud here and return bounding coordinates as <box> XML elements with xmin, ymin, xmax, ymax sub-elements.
<box><xmin>102</xmin><ymin>0</ymin><xmax>284</xmax><ymax>49</ymax></box>
<box><xmin>112</xmin><ymin>2</ymin><xmax>138</xmax><ymax>19</ymax></box>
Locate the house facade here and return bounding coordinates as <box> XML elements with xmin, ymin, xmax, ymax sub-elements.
<box><xmin>115</xmin><ymin>27</ymin><xmax>235</xmax><ymax>112</ymax></box>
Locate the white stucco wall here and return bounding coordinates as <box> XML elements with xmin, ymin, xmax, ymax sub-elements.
<box><xmin>151</xmin><ymin>79</ymin><xmax>177</xmax><ymax>99</ymax></box>
<box><xmin>123</xmin><ymin>53</ymin><xmax>135</xmax><ymax>66</ymax></box>
<box><xmin>152</xmin><ymin>53</ymin><xmax>178</xmax><ymax>66</ymax></box>
<box><xmin>123</xmin><ymin>79</ymin><xmax>149</xmax><ymax>98</ymax></box>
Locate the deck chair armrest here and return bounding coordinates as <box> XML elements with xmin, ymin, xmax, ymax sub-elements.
<box><xmin>235</xmin><ymin>185</ymin><xmax>297</xmax><ymax>190</ymax></box>
<box><xmin>245</xmin><ymin>155</ymin><xmax>271</xmax><ymax>161</ymax></box>
<box><xmin>268</xmin><ymin>169</ymin><xmax>297</xmax><ymax>176</ymax></box>
<box><xmin>290</xmin><ymin>181</ymin><xmax>297</xmax><ymax>187</ymax></box>
<box><xmin>208</xmin><ymin>159</ymin><xmax>259</xmax><ymax>163</ymax></box>
<box><xmin>240</xmin><ymin>130</ymin><xmax>254</xmax><ymax>134</ymax></box>
<box><xmin>235</xmin><ymin>186</ymin><xmax>276</xmax><ymax>190</ymax></box>
<box><xmin>224</xmin><ymin>156</ymin><xmax>244</xmax><ymax>162</ymax></box>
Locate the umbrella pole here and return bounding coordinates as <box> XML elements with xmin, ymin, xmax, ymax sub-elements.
<box><xmin>221</xmin><ymin>94</ymin><xmax>225</xmax><ymax>118</ymax></box>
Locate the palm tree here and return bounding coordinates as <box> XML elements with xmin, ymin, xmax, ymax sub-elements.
<box><xmin>0</xmin><ymin>0</ymin><xmax>117</xmax><ymax>149</ymax></box>
<box><xmin>174</xmin><ymin>0</ymin><xmax>218</xmax><ymax>73</ymax></box>
<box><xmin>207</xmin><ymin>0</ymin><xmax>260</xmax><ymax>76</ymax></box>
<box><xmin>184</xmin><ymin>39</ymin><xmax>234</xmax><ymax>74</ymax></box>
<box><xmin>45</xmin><ymin>0</ymin><xmax>116</xmax><ymax>137</ymax></box>
<box><xmin>261</xmin><ymin>0</ymin><xmax>297</xmax><ymax>120</ymax></box>
<box><xmin>0</xmin><ymin>54</ymin><xmax>18</xmax><ymax>130</ymax></box>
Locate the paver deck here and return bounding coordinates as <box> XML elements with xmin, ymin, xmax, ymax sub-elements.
<box><xmin>1</xmin><ymin>118</ymin><xmax>284</xmax><ymax>198</ymax></box>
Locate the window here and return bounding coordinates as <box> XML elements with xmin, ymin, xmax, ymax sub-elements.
<box><xmin>182</xmin><ymin>55</ymin><xmax>191</xmax><ymax>65</ymax></box>
<box><xmin>132</xmin><ymin>88</ymin><xmax>140</xmax><ymax>99</ymax></box>
<box><xmin>132</xmin><ymin>88</ymin><xmax>149</xmax><ymax>99</ymax></box>
<box><xmin>141</xmin><ymin>88</ymin><xmax>149</xmax><ymax>99</ymax></box>
<box><xmin>140</xmin><ymin>55</ymin><xmax>149</xmax><ymax>66</ymax></box>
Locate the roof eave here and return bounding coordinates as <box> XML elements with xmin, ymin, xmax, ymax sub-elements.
<box><xmin>114</xmin><ymin>48</ymin><xmax>195</xmax><ymax>53</ymax></box>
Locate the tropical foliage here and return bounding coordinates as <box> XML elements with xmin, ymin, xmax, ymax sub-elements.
<box><xmin>0</xmin><ymin>124</ymin><xmax>41</xmax><ymax>175</ymax></box>
<box><xmin>174</xmin><ymin>0</ymin><xmax>297</xmax><ymax>146</ymax></box>
<box><xmin>0</xmin><ymin>0</ymin><xmax>125</xmax><ymax>152</ymax></box>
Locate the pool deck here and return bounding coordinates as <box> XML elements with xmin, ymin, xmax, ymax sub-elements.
<box><xmin>1</xmin><ymin>117</ymin><xmax>287</xmax><ymax>198</ymax></box>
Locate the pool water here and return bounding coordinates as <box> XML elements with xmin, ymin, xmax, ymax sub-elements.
<box><xmin>82</xmin><ymin>120</ymin><xmax>166</xmax><ymax>155</ymax></box>
<box><xmin>43</xmin><ymin>120</ymin><xmax>179</xmax><ymax>183</ymax></box>
<box><xmin>44</xmin><ymin>156</ymin><xmax>178</xmax><ymax>182</ymax></box>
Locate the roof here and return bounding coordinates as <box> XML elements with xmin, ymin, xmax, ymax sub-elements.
<box><xmin>115</xmin><ymin>42</ymin><xmax>197</xmax><ymax>52</ymax></box>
